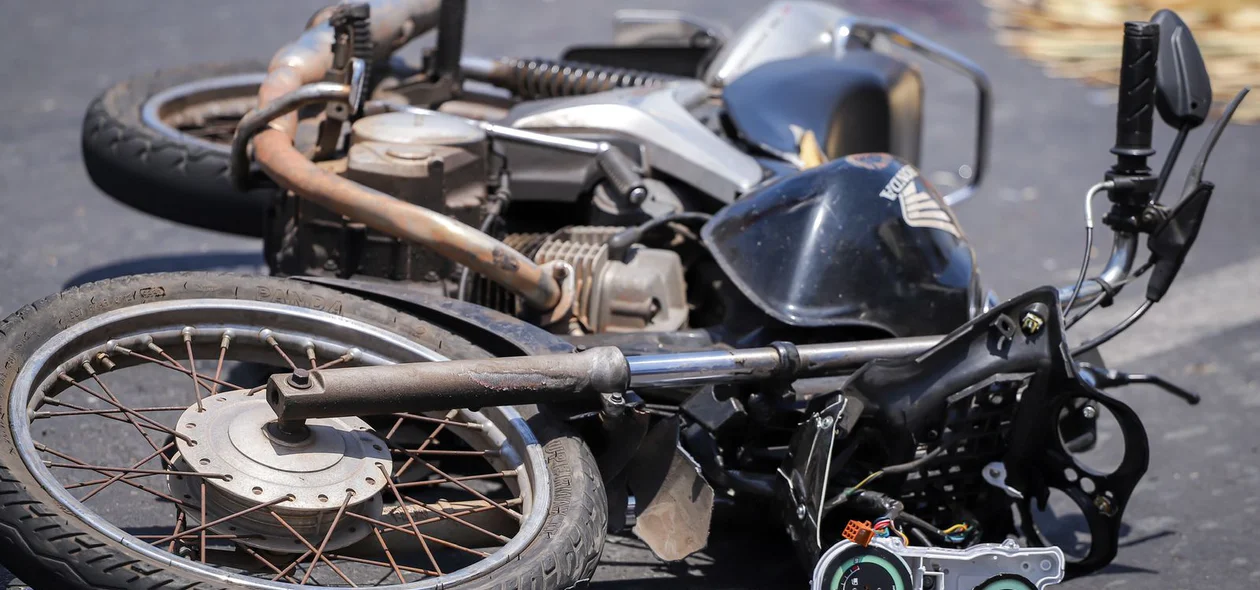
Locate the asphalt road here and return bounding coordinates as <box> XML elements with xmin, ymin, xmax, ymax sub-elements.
<box><xmin>1</xmin><ymin>0</ymin><xmax>1258</xmax><ymax>588</ymax></box>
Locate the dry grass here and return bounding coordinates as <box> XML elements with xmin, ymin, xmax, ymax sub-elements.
<box><xmin>986</xmin><ymin>0</ymin><xmax>1260</xmax><ymax>121</ymax></box>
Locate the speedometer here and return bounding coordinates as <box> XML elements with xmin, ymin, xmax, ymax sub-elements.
<box><xmin>821</xmin><ymin>544</ymin><xmax>913</xmax><ymax>590</ymax></box>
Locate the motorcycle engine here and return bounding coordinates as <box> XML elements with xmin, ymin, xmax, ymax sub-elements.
<box><xmin>266</xmin><ymin>110</ymin><xmax>490</xmax><ymax>283</ymax></box>
<box><xmin>467</xmin><ymin>227</ymin><xmax>689</xmax><ymax>334</ymax></box>
<box><xmin>265</xmin><ymin>110</ymin><xmax>688</xmax><ymax>335</ymax></box>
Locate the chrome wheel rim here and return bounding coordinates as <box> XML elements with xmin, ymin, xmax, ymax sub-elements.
<box><xmin>141</xmin><ymin>73</ymin><xmax>266</xmax><ymax>154</ymax></box>
<box><xmin>10</xmin><ymin>299</ymin><xmax>550</xmax><ymax>588</ymax></box>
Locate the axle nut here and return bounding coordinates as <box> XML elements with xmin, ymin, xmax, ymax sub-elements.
<box><xmin>288</xmin><ymin>368</ymin><xmax>312</xmax><ymax>389</ymax></box>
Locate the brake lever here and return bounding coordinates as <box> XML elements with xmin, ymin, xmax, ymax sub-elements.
<box><xmin>1078</xmin><ymin>362</ymin><xmax>1201</xmax><ymax>405</ymax></box>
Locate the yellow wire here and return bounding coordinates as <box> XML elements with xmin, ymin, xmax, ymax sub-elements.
<box><xmin>943</xmin><ymin>524</ymin><xmax>969</xmax><ymax>535</ymax></box>
<box><xmin>895</xmin><ymin>526</ymin><xmax>910</xmax><ymax>546</ymax></box>
<box><xmin>850</xmin><ymin>470</ymin><xmax>884</xmax><ymax>492</ymax></box>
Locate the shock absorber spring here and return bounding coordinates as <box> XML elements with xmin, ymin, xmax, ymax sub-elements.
<box><xmin>489</xmin><ymin>58</ymin><xmax>679</xmax><ymax>99</ymax></box>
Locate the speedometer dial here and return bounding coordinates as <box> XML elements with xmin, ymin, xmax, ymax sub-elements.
<box><xmin>826</xmin><ymin>546</ymin><xmax>912</xmax><ymax>590</ymax></box>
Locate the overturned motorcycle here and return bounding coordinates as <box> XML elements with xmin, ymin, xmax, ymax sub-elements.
<box><xmin>3</xmin><ymin>2</ymin><xmax>1240</xmax><ymax>590</ymax></box>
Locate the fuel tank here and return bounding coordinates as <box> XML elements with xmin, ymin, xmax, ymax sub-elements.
<box><xmin>701</xmin><ymin>153</ymin><xmax>980</xmax><ymax>337</ymax></box>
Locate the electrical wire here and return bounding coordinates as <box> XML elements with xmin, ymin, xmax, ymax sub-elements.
<box><xmin>1074</xmin><ymin>299</ymin><xmax>1154</xmax><ymax>355</ymax></box>
<box><xmin>1064</xmin><ymin>181</ymin><xmax>1114</xmax><ymax>317</ymax></box>
<box><xmin>848</xmin><ymin>446</ymin><xmax>947</xmax><ymax>493</ymax></box>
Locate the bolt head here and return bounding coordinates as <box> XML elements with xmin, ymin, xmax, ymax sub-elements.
<box><xmin>288</xmin><ymin>368</ymin><xmax>312</xmax><ymax>389</ymax></box>
<box><xmin>1082</xmin><ymin>404</ymin><xmax>1098</xmax><ymax>419</ymax></box>
<box><xmin>795</xmin><ymin>504</ymin><xmax>807</xmax><ymax>520</ymax></box>
<box><xmin>1020</xmin><ymin>312</ymin><xmax>1045</xmax><ymax>335</ymax></box>
<box><xmin>987</xmin><ymin>467</ymin><xmax>1002</xmax><ymax>478</ymax></box>
<box><xmin>819</xmin><ymin>415</ymin><xmax>835</xmax><ymax>429</ymax></box>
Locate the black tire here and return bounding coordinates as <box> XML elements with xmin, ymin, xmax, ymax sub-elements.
<box><xmin>0</xmin><ymin>273</ymin><xmax>606</xmax><ymax>590</ymax></box>
<box><xmin>82</xmin><ymin>62</ymin><xmax>274</xmax><ymax>237</ymax></box>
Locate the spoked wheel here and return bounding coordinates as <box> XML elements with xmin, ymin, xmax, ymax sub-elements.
<box><xmin>0</xmin><ymin>274</ymin><xmax>606</xmax><ymax>589</ymax></box>
<box><xmin>82</xmin><ymin>62</ymin><xmax>278</xmax><ymax>237</ymax></box>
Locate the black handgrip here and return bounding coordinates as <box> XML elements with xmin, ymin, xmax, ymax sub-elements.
<box><xmin>597</xmin><ymin>147</ymin><xmax>649</xmax><ymax>205</ymax></box>
<box><xmin>1111</xmin><ymin>21</ymin><xmax>1160</xmax><ymax>173</ymax></box>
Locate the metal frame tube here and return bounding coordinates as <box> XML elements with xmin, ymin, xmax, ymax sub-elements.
<box><xmin>269</xmin><ymin>337</ymin><xmax>946</xmax><ymax>420</ymax></box>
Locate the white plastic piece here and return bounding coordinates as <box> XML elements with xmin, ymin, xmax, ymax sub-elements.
<box><xmin>812</xmin><ymin>537</ymin><xmax>1065</xmax><ymax>590</ymax></box>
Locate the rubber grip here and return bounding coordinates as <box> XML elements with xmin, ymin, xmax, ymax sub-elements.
<box><xmin>1111</xmin><ymin>21</ymin><xmax>1160</xmax><ymax>162</ymax></box>
<box><xmin>597</xmin><ymin>147</ymin><xmax>648</xmax><ymax>204</ymax></box>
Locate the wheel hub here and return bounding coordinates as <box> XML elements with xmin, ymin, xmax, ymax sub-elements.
<box><xmin>169</xmin><ymin>390</ymin><xmax>392</xmax><ymax>553</ymax></box>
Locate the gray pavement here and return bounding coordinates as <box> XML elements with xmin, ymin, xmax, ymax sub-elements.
<box><xmin>0</xmin><ymin>0</ymin><xmax>1258</xmax><ymax>588</ymax></box>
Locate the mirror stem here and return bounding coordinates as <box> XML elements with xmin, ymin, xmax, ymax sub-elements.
<box><xmin>1153</xmin><ymin>124</ymin><xmax>1191</xmax><ymax>203</ymax></box>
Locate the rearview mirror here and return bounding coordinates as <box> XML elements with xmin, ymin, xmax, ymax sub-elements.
<box><xmin>1151</xmin><ymin>9</ymin><xmax>1212</xmax><ymax>129</ymax></box>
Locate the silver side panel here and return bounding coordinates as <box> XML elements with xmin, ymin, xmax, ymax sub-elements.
<box><xmin>703</xmin><ymin>1</ymin><xmax>854</xmax><ymax>88</ymax></box>
<box><xmin>504</xmin><ymin>81</ymin><xmax>763</xmax><ymax>203</ymax></box>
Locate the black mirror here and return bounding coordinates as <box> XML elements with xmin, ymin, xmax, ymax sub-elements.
<box><xmin>1151</xmin><ymin>9</ymin><xmax>1212</xmax><ymax>129</ymax></box>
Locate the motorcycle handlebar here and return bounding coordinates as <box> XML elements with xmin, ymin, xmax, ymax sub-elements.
<box><xmin>1055</xmin><ymin>231</ymin><xmax>1138</xmax><ymax>307</ymax></box>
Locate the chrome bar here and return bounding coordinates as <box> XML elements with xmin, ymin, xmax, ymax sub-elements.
<box><xmin>1055</xmin><ymin>232</ymin><xmax>1138</xmax><ymax>307</ymax></box>
<box><xmin>626</xmin><ymin>336</ymin><xmax>943</xmax><ymax>388</ymax></box>
<box><xmin>842</xmin><ymin>17</ymin><xmax>991</xmax><ymax>206</ymax></box>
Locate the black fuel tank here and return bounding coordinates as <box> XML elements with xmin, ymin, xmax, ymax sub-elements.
<box><xmin>701</xmin><ymin>153</ymin><xmax>978</xmax><ymax>337</ymax></box>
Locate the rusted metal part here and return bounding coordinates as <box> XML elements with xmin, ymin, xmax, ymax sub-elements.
<box><xmin>267</xmin><ymin>347</ymin><xmax>630</xmax><ymax>421</ymax></box>
<box><xmin>252</xmin><ymin>0</ymin><xmax>563</xmax><ymax>311</ymax></box>
<box><xmin>253</xmin><ymin>129</ymin><xmax>561</xmax><ymax>310</ymax></box>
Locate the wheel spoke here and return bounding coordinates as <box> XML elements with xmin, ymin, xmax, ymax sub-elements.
<box><xmin>268</xmin><ymin>511</ymin><xmax>356</xmax><ymax>586</ymax></box>
<box><xmin>270</xmin><ymin>549</ymin><xmax>312</xmax><ymax>582</ymax></box>
<box><xmin>43</xmin><ymin>462</ymin><xmax>228</xmax><ymax>480</ymax></box>
<box><xmin>65</xmin><ymin>473</ymin><xmax>148</xmax><ymax>490</ymax></box>
<box><xmin>305</xmin><ymin>344</ymin><xmax>318</xmax><ymax>370</ymax></box>
<box><xmin>410</xmin><ymin>456</ymin><xmax>521</xmax><ymax>521</ymax></box>
<box><xmin>327</xmin><ymin>552</ymin><xmax>438</xmax><ymax>577</ymax></box>
<box><xmin>315</xmin><ymin>351</ymin><xmax>355</xmax><ymax>371</ymax></box>
<box><xmin>348</xmin><ymin>498</ymin><xmax>520</xmax><ymax>532</ymax></box>
<box><xmin>183</xmin><ymin>329</ymin><xmax>206</xmax><ymax>412</ymax></box>
<box><xmin>66</xmin><ymin>371</ymin><xmax>160</xmax><ymax>452</ymax></box>
<box><xmin>112</xmin><ymin>345</ymin><xmax>243</xmax><ymax>392</ymax></box>
<box><xmin>34</xmin><ymin>406</ymin><xmax>188</xmax><ymax>419</ymax></box>
<box><xmin>372</xmin><ymin>526</ymin><xmax>408</xmax><ymax>583</ymax></box>
<box><xmin>79</xmin><ymin>442</ymin><xmax>175</xmax><ymax>502</ymax></box>
<box><xmin>300</xmin><ymin>491</ymin><xmax>354</xmax><ymax>586</ymax></box>
<box><xmin>36</xmin><ymin>445</ymin><xmax>192</xmax><ymax>507</ymax></box>
<box><xmin>391</xmin><ymin>412</ymin><xmax>483</xmax><ymax>430</ymax></box>
<box><xmin>56</xmin><ymin>375</ymin><xmax>193</xmax><ymax>444</ymax></box>
<box><xmin>168</xmin><ymin>511</ymin><xmax>186</xmax><ymax>553</ymax></box>
<box><xmin>394</xmin><ymin>470</ymin><xmax>516</xmax><ymax>490</ymax></box>
<box><xmin>152</xmin><ymin>496</ymin><xmax>290</xmax><ymax>545</ymax></box>
<box><xmin>199</xmin><ymin>482</ymin><xmax>208</xmax><ymax>563</ymax></box>
<box><xmin>210</xmin><ymin>333</ymin><xmax>232</xmax><ymax>396</ymax></box>
<box><xmin>236</xmin><ymin>542</ymin><xmax>302</xmax><ymax>584</ymax></box>
<box><xmin>379</xmin><ymin>464</ymin><xmax>442</xmax><ymax>573</ymax></box>
<box><xmin>392</xmin><ymin>410</ymin><xmax>457</xmax><ymax>480</ymax></box>
<box><xmin>263</xmin><ymin>332</ymin><xmax>298</xmax><ymax>371</ymax></box>
<box><xmin>400</xmin><ymin>495</ymin><xmax>510</xmax><ymax>544</ymax></box>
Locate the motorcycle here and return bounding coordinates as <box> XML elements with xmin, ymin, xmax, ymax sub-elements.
<box><xmin>0</xmin><ymin>1</ymin><xmax>1230</xmax><ymax>589</ymax></box>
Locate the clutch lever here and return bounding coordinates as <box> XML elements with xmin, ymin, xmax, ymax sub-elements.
<box><xmin>1078</xmin><ymin>362</ymin><xmax>1201</xmax><ymax>405</ymax></box>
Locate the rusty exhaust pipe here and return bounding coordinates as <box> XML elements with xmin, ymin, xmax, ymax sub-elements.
<box><xmin>250</xmin><ymin>0</ymin><xmax>562</xmax><ymax>310</ymax></box>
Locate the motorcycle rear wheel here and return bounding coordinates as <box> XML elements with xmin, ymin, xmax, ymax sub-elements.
<box><xmin>81</xmin><ymin>62</ymin><xmax>274</xmax><ymax>237</ymax></box>
<box><xmin>0</xmin><ymin>273</ymin><xmax>605</xmax><ymax>589</ymax></box>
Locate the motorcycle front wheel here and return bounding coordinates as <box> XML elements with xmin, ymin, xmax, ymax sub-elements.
<box><xmin>0</xmin><ymin>273</ymin><xmax>605</xmax><ymax>589</ymax></box>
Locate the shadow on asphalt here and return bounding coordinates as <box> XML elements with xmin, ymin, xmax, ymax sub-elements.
<box><xmin>62</xmin><ymin>252</ymin><xmax>266</xmax><ymax>288</ymax></box>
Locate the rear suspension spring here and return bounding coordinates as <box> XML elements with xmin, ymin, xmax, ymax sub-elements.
<box><xmin>491</xmin><ymin>58</ymin><xmax>679</xmax><ymax>99</ymax></box>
